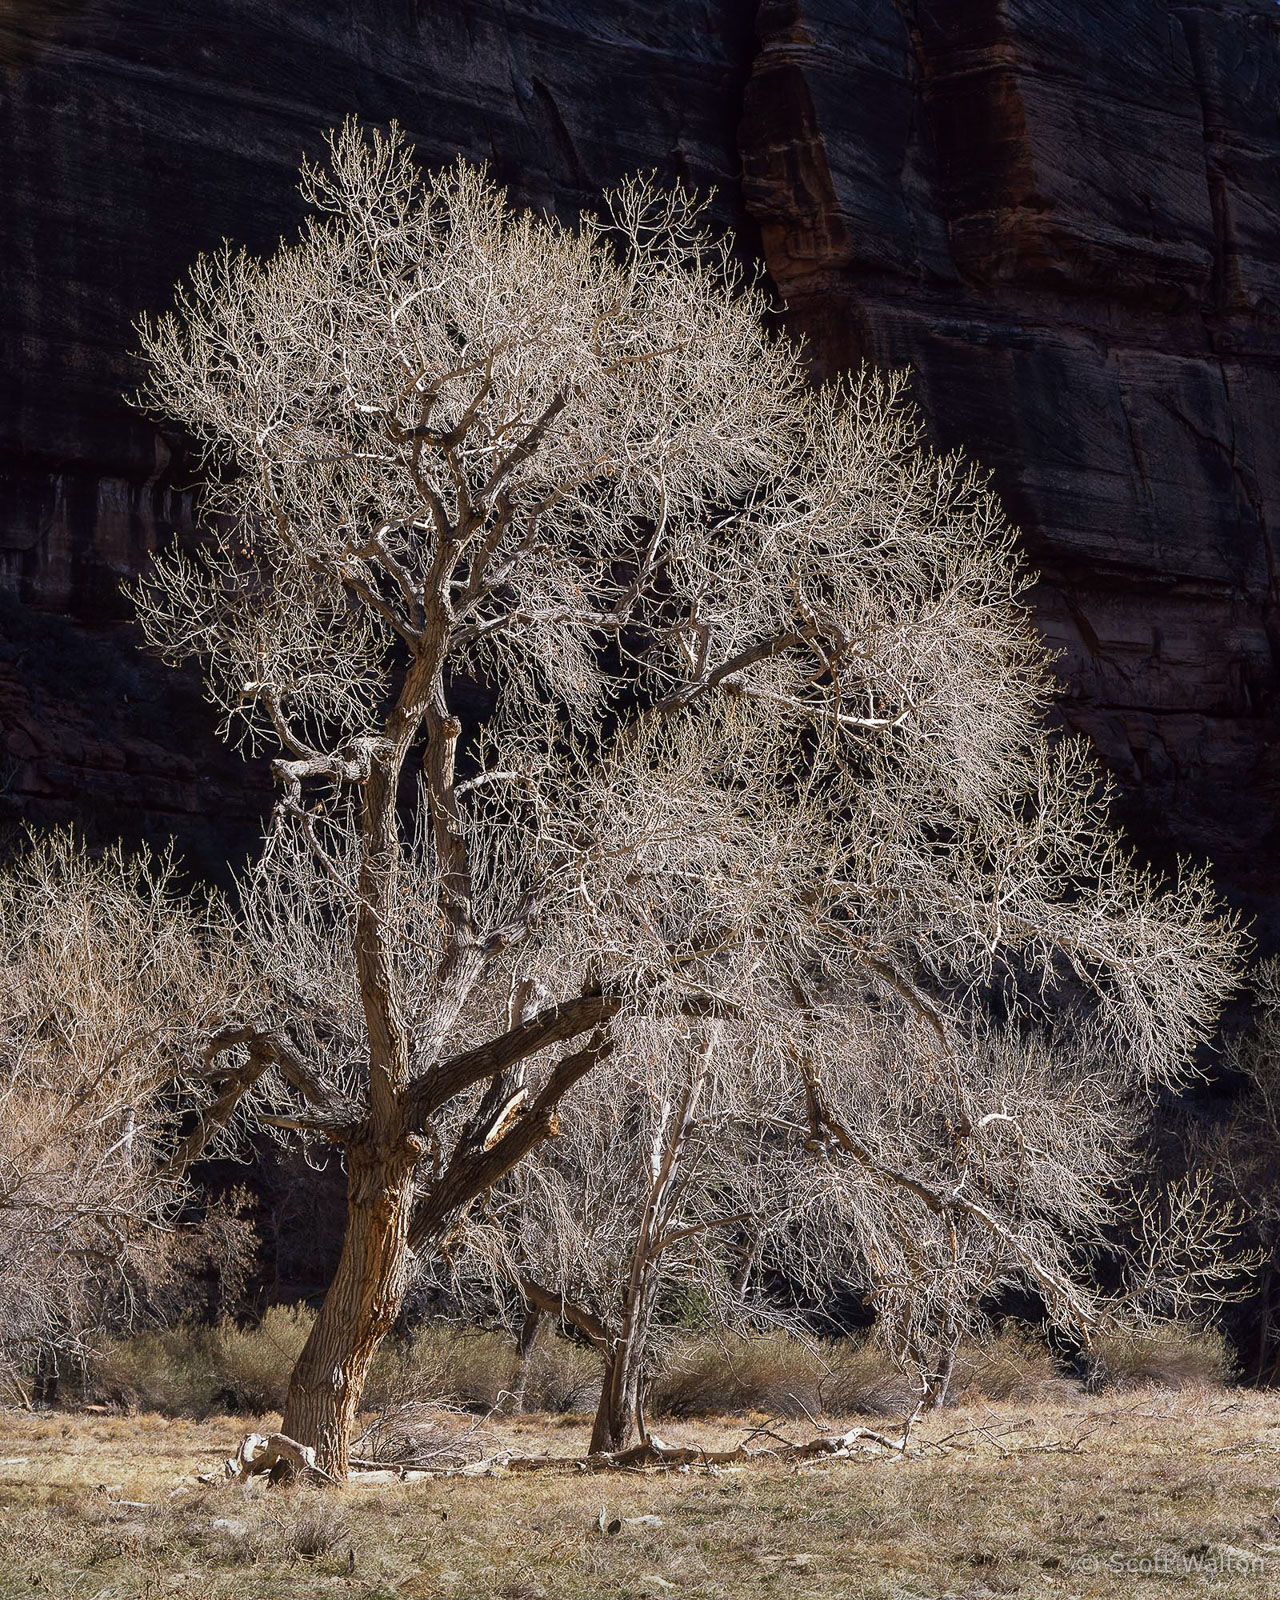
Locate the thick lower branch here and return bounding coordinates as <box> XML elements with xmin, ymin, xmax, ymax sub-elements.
<box><xmin>519</xmin><ymin>1276</ymin><xmax>610</xmax><ymax>1350</ymax></box>
<box><xmin>405</xmin><ymin>993</ymin><xmax>620</xmax><ymax>1128</ymax></box>
<box><xmin>407</xmin><ymin>1031</ymin><xmax>613</xmax><ymax>1252</ymax></box>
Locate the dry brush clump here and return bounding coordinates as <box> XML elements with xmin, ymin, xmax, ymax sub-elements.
<box><xmin>0</xmin><ymin>832</ymin><xmax>251</xmax><ymax>1398</ymax></box>
<box><xmin>86</xmin><ymin>1309</ymin><xmax>602</xmax><ymax>1421</ymax></box>
<box><xmin>90</xmin><ymin>1303</ymin><xmax>317</xmax><ymax>1417</ymax></box>
<box><xmin>370</xmin><ymin>1321</ymin><xmax>601</xmax><ymax>1415</ymax></box>
<box><xmin>1084</xmin><ymin>1322</ymin><xmax>1238</xmax><ymax>1391</ymax></box>
<box><xmin>81</xmin><ymin>1308</ymin><xmax>1077</xmax><ymax>1428</ymax></box>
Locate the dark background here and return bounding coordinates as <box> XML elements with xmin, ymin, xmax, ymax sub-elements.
<box><xmin>2</xmin><ymin>0</ymin><xmax>1278</xmax><ymax>927</ymax></box>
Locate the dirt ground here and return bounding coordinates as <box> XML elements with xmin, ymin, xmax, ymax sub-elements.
<box><xmin>2</xmin><ymin>1388</ymin><xmax>1279</xmax><ymax>1598</ymax></box>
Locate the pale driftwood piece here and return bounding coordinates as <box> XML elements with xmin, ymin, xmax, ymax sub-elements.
<box><xmin>226</xmin><ymin>1431</ymin><xmax>338</xmax><ymax>1485</ymax></box>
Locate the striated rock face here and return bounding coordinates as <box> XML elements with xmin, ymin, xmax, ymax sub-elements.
<box><xmin>741</xmin><ymin>0</ymin><xmax>1280</xmax><ymax>923</ymax></box>
<box><xmin>0</xmin><ymin>0</ymin><xmax>757</xmax><ymax>863</ymax></box>
<box><xmin>2</xmin><ymin>0</ymin><xmax>1279</xmax><ymax>919</ymax></box>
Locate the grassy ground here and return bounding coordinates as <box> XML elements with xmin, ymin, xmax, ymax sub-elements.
<box><xmin>2</xmin><ymin>1389</ymin><xmax>1280</xmax><ymax>1598</ymax></box>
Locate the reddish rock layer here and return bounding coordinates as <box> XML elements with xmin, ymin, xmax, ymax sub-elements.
<box><xmin>742</xmin><ymin>0</ymin><xmax>1280</xmax><ymax>920</ymax></box>
<box><xmin>1</xmin><ymin>0</ymin><xmax>1278</xmax><ymax>921</ymax></box>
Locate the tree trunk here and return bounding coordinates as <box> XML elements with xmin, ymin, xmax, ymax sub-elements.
<box><xmin>587</xmin><ymin>1058</ymin><xmax>709</xmax><ymax>1455</ymax></box>
<box><xmin>589</xmin><ymin>1332</ymin><xmax>648</xmax><ymax>1455</ymax></box>
<box><xmin>513</xmin><ymin>1303</ymin><xmax>544</xmax><ymax>1414</ymax></box>
<box><xmin>280</xmin><ymin>1140</ymin><xmax>416</xmax><ymax>1479</ymax></box>
<box><xmin>1255</xmin><ymin>1257</ymin><xmax>1274</xmax><ymax>1385</ymax></box>
<box><xmin>923</xmin><ymin>1325</ymin><xmax>960</xmax><ymax>1410</ymax></box>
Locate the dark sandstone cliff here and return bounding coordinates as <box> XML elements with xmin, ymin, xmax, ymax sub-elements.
<box><xmin>2</xmin><ymin>0</ymin><xmax>1278</xmax><ymax>918</ymax></box>
<box><xmin>743</xmin><ymin>0</ymin><xmax>1280</xmax><ymax>924</ymax></box>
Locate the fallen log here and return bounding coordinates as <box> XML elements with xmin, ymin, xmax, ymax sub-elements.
<box><xmin>343</xmin><ymin>1425</ymin><xmax>914</xmax><ymax>1481</ymax></box>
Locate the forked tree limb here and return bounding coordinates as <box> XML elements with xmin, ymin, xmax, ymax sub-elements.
<box><xmin>159</xmin><ymin>1032</ymin><xmax>271</xmax><ymax>1180</ymax></box>
<box><xmin>405</xmin><ymin>985</ymin><xmax>736</xmax><ymax>1133</ymax></box>
<box><xmin>518</xmin><ymin>1275</ymin><xmax>610</xmax><ymax>1350</ymax></box>
<box><xmin>165</xmin><ymin>1023</ymin><xmax>357</xmax><ymax>1178</ymax></box>
<box><xmin>406</xmin><ymin>993</ymin><xmax>622</xmax><ymax>1127</ymax></box>
<box><xmin>407</xmin><ymin>1030</ymin><xmax>614</xmax><ymax>1251</ymax></box>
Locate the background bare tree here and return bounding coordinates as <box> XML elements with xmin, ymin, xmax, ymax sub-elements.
<box><xmin>773</xmin><ymin>1007</ymin><xmax>1251</xmax><ymax>1407</ymax></box>
<box><xmin>449</xmin><ymin>999</ymin><xmax>1252</xmax><ymax>1443</ymax></box>
<box><xmin>1186</xmin><ymin>957</ymin><xmax>1280</xmax><ymax>1382</ymax></box>
<box><xmin>130</xmin><ymin>120</ymin><xmax>1242</xmax><ymax>1476</ymax></box>
<box><xmin>0</xmin><ymin>833</ymin><xmax>247</xmax><ymax>1398</ymax></box>
<box><xmin>443</xmin><ymin>1023</ymin><xmax>784</xmax><ymax>1453</ymax></box>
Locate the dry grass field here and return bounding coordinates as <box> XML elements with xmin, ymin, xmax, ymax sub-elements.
<box><xmin>2</xmin><ymin>1388</ymin><xmax>1280</xmax><ymax>1599</ymax></box>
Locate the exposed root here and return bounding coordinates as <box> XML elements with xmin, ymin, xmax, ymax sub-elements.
<box><xmin>225</xmin><ymin>1431</ymin><xmax>339</xmax><ymax>1485</ymax></box>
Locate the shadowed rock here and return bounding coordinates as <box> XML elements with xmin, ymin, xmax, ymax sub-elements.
<box><xmin>2</xmin><ymin>0</ymin><xmax>1278</xmax><ymax>925</ymax></box>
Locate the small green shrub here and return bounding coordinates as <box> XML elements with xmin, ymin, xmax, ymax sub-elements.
<box><xmin>649</xmin><ymin>1332</ymin><xmax>827</xmax><ymax>1419</ymax></box>
<box><xmin>91</xmin><ymin>1324</ymin><xmax>223</xmax><ymax>1416</ymax></box>
<box><xmin>215</xmin><ymin>1302</ymin><xmax>315</xmax><ymax>1413</ymax></box>
<box><xmin>91</xmin><ymin>1304</ymin><xmax>315</xmax><ymax>1417</ymax></box>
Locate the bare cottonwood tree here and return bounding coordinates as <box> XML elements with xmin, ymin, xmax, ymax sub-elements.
<box><xmin>0</xmin><ymin>833</ymin><xmax>245</xmax><ymax>1395</ymax></box>
<box><xmin>455</xmin><ymin>998</ymin><xmax>1250</xmax><ymax>1441</ymax></box>
<box><xmin>131</xmin><ymin>121</ymin><xmax>1241</xmax><ymax>1476</ymax></box>
<box><xmin>774</xmin><ymin>1006</ymin><xmax>1251</xmax><ymax>1407</ymax></box>
<box><xmin>445</xmin><ymin>1023</ymin><xmax>784</xmax><ymax>1453</ymax></box>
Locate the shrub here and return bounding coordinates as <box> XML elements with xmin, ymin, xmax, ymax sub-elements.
<box><xmin>91</xmin><ymin>1324</ymin><xmax>223</xmax><ymax>1416</ymax></box>
<box><xmin>369</xmin><ymin>1323</ymin><xmax>601</xmax><ymax>1415</ymax></box>
<box><xmin>518</xmin><ymin>1333</ymin><xmax>601</xmax><ymax>1413</ymax></box>
<box><xmin>820</xmin><ymin>1339</ymin><xmax>920</xmax><ymax>1418</ymax></box>
<box><xmin>648</xmin><ymin>1325</ymin><xmax>1064</xmax><ymax>1421</ymax></box>
<box><xmin>88</xmin><ymin>1313</ymin><xmax>1087</xmax><ymax>1423</ymax></box>
<box><xmin>1087</xmin><ymin>1323</ymin><xmax>1236</xmax><ymax>1391</ymax></box>
<box><xmin>287</xmin><ymin>1502</ymin><xmax>351</xmax><ymax>1559</ymax></box>
<box><xmin>650</xmin><ymin>1332</ymin><xmax>826</xmax><ymax>1420</ymax></box>
<box><xmin>949</xmin><ymin>1323</ymin><xmax>1062</xmax><ymax>1402</ymax></box>
<box><xmin>90</xmin><ymin>1304</ymin><xmax>315</xmax><ymax>1417</ymax></box>
<box><xmin>370</xmin><ymin>1325</ymin><xmax>517</xmax><ymax>1413</ymax></box>
<box><xmin>215</xmin><ymin>1303</ymin><xmax>315</xmax><ymax>1413</ymax></box>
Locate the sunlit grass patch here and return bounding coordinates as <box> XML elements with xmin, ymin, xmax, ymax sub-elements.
<box><xmin>1</xmin><ymin>1388</ymin><xmax>1279</xmax><ymax>1597</ymax></box>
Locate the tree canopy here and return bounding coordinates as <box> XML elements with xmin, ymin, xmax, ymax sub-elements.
<box><xmin>124</xmin><ymin>121</ymin><xmax>1243</xmax><ymax>1476</ymax></box>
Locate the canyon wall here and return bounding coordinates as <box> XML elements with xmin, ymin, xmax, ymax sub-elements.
<box><xmin>743</xmin><ymin>0</ymin><xmax>1280</xmax><ymax>923</ymax></box>
<box><xmin>2</xmin><ymin>0</ymin><xmax>1278</xmax><ymax>918</ymax></box>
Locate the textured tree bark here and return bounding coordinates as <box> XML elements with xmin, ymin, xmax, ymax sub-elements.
<box><xmin>279</xmin><ymin>1139</ymin><xmax>417</xmax><ymax>1479</ymax></box>
<box><xmin>513</xmin><ymin>1303</ymin><xmax>544</xmax><ymax>1414</ymax></box>
<box><xmin>922</xmin><ymin>1321</ymin><xmax>960</xmax><ymax>1411</ymax></box>
<box><xmin>589</xmin><ymin>1325</ymin><xmax>650</xmax><ymax>1455</ymax></box>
